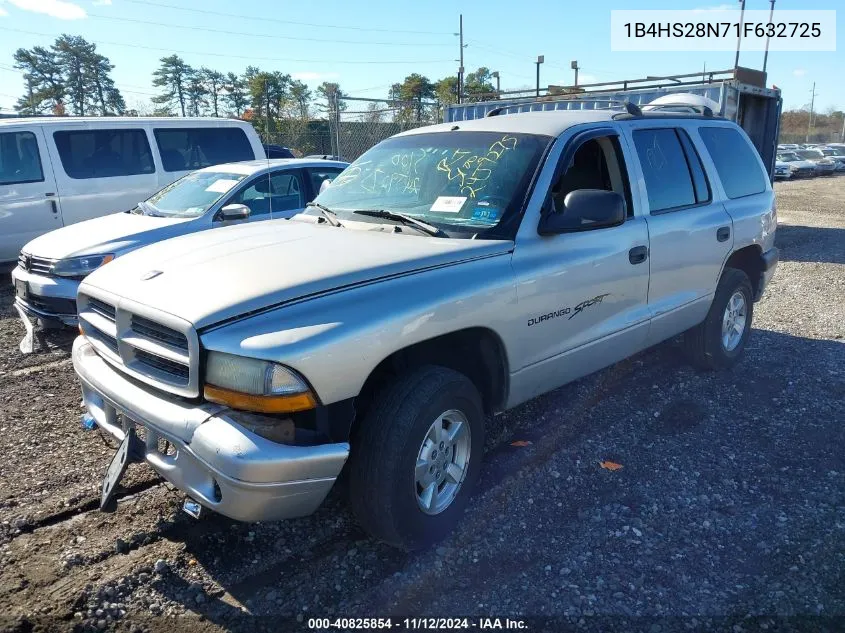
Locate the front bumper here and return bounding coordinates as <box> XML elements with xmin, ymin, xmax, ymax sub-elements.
<box><xmin>72</xmin><ymin>337</ymin><xmax>349</xmax><ymax>522</ymax></box>
<box><xmin>11</xmin><ymin>266</ymin><xmax>79</xmax><ymax>327</ymax></box>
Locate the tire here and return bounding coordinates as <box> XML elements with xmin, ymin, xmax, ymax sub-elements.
<box><xmin>349</xmin><ymin>365</ymin><xmax>484</xmax><ymax>550</ymax></box>
<box><xmin>682</xmin><ymin>267</ymin><xmax>754</xmax><ymax>370</ymax></box>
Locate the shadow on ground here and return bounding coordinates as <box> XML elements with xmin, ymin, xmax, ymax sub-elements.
<box><xmin>144</xmin><ymin>327</ymin><xmax>844</xmax><ymax>630</ymax></box>
<box><xmin>776</xmin><ymin>224</ymin><xmax>845</xmax><ymax>264</ymax></box>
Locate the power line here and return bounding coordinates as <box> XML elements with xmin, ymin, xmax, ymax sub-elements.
<box><xmin>86</xmin><ymin>13</ymin><xmax>450</xmax><ymax>47</ymax></box>
<box><xmin>121</xmin><ymin>0</ymin><xmax>453</xmax><ymax>36</ymax></box>
<box><xmin>0</xmin><ymin>27</ymin><xmax>455</xmax><ymax>65</ymax></box>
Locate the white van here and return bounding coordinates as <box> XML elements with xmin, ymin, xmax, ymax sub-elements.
<box><xmin>0</xmin><ymin>117</ymin><xmax>264</xmax><ymax>264</ymax></box>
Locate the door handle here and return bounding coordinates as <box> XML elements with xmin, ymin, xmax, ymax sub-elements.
<box><xmin>48</xmin><ymin>199</ymin><xmax>58</xmax><ymax>214</ymax></box>
<box><xmin>628</xmin><ymin>245</ymin><xmax>648</xmax><ymax>265</ymax></box>
<box><xmin>717</xmin><ymin>226</ymin><xmax>731</xmax><ymax>242</ymax></box>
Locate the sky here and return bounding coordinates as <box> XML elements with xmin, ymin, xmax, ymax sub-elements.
<box><xmin>0</xmin><ymin>0</ymin><xmax>841</xmax><ymax>114</ymax></box>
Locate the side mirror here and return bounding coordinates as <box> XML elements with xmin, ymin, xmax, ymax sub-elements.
<box><xmin>538</xmin><ymin>189</ymin><xmax>625</xmax><ymax>236</ymax></box>
<box><xmin>319</xmin><ymin>178</ymin><xmax>333</xmax><ymax>194</ymax></box>
<box><xmin>217</xmin><ymin>203</ymin><xmax>250</xmax><ymax>222</ymax></box>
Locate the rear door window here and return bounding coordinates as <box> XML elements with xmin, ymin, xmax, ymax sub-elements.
<box><xmin>53</xmin><ymin>129</ymin><xmax>154</xmax><ymax>179</ymax></box>
<box><xmin>632</xmin><ymin>128</ymin><xmax>696</xmax><ymax>213</ymax></box>
<box><xmin>154</xmin><ymin>127</ymin><xmax>254</xmax><ymax>172</ymax></box>
<box><xmin>0</xmin><ymin>130</ymin><xmax>44</xmax><ymax>185</ymax></box>
<box><xmin>698</xmin><ymin>127</ymin><xmax>768</xmax><ymax>199</ymax></box>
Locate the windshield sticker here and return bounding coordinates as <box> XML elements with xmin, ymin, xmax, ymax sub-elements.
<box><xmin>431</xmin><ymin>196</ymin><xmax>467</xmax><ymax>213</ymax></box>
<box><xmin>471</xmin><ymin>207</ymin><xmax>501</xmax><ymax>222</ymax></box>
<box><xmin>205</xmin><ymin>179</ymin><xmax>240</xmax><ymax>193</ymax></box>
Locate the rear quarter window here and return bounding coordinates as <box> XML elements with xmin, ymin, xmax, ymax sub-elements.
<box><xmin>698</xmin><ymin>127</ymin><xmax>768</xmax><ymax>199</ymax></box>
<box><xmin>154</xmin><ymin>127</ymin><xmax>254</xmax><ymax>172</ymax></box>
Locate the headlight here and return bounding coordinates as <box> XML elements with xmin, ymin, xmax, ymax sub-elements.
<box><xmin>203</xmin><ymin>351</ymin><xmax>317</xmax><ymax>414</ymax></box>
<box><xmin>51</xmin><ymin>253</ymin><xmax>115</xmax><ymax>278</ymax></box>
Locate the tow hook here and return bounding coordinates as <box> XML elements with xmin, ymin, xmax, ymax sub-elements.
<box><xmin>182</xmin><ymin>498</ymin><xmax>202</xmax><ymax>519</ymax></box>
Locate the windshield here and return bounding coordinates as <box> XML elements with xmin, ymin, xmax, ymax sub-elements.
<box><xmin>142</xmin><ymin>170</ymin><xmax>247</xmax><ymax>218</ymax></box>
<box><xmin>312</xmin><ymin>131</ymin><xmax>551</xmax><ymax>238</ymax></box>
<box><xmin>777</xmin><ymin>153</ymin><xmax>799</xmax><ymax>162</ymax></box>
<box><xmin>797</xmin><ymin>150</ymin><xmax>823</xmax><ymax>160</ymax></box>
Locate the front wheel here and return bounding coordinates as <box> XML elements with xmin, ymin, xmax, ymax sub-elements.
<box><xmin>682</xmin><ymin>267</ymin><xmax>754</xmax><ymax>370</ymax></box>
<box><xmin>348</xmin><ymin>366</ymin><xmax>484</xmax><ymax>550</ymax></box>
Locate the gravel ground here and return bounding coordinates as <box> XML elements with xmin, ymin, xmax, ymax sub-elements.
<box><xmin>0</xmin><ymin>176</ymin><xmax>843</xmax><ymax>633</ymax></box>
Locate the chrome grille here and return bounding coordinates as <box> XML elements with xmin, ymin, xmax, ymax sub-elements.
<box><xmin>131</xmin><ymin>315</ymin><xmax>188</xmax><ymax>352</ymax></box>
<box><xmin>18</xmin><ymin>253</ymin><xmax>56</xmax><ymax>275</ymax></box>
<box><xmin>88</xmin><ymin>297</ymin><xmax>116</xmax><ymax>320</ymax></box>
<box><xmin>133</xmin><ymin>349</ymin><xmax>189</xmax><ymax>384</ymax></box>
<box><xmin>78</xmin><ymin>292</ymin><xmax>199</xmax><ymax>397</ymax></box>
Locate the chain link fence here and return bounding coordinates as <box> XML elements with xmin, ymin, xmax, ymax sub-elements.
<box><xmin>269</xmin><ymin>97</ymin><xmax>442</xmax><ymax>162</ymax></box>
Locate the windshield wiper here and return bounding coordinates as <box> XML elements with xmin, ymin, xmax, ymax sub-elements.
<box><xmin>352</xmin><ymin>209</ymin><xmax>447</xmax><ymax>237</ymax></box>
<box><xmin>306</xmin><ymin>202</ymin><xmax>343</xmax><ymax>227</ymax></box>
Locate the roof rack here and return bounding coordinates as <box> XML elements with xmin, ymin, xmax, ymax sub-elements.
<box><xmin>485</xmin><ymin>99</ymin><xmax>642</xmax><ymax>118</ymax></box>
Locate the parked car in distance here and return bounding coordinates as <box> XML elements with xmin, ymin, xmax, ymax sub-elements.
<box><xmin>777</xmin><ymin>152</ymin><xmax>817</xmax><ymax>178</ymax></box>
<box><xmin>263</xmin><ymin>144</ymin><xmax>296</xmax><ymax>159</ymax></box>
<box><xmin>773</xmin><ymin>160</ymin><xmax>792</xmax><ymax>180</ymax></box>
<box><xmin>796</xmin><ymin>149</ymin><xmax>837</xmax><ymax>176</ymax></box>
<box><xmin>819</xmin><ymin>146</ymin><xmax>845</xmax><ymax>172</ymax></box>
<box><xmin>12</xmin><ymin>158</ymin><xmax>347</xmax><ymax>331</ymax></box>
<box><xmin>777</xmin><ymin>143</ymin><xmax>799</xmax><ymax>151</ymax></box>
<box><xmin>72</xmin><ymin>107</ymin><xmax>778</xmax><ymax>549</ymax></box>
<box><xmin>0</xmin><ymin>117</ymin><xmax>265</xmax><ymax>266</ymax></box>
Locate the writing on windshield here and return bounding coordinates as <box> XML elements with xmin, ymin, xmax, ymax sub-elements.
<box><xmin>435</xmin><ymin>135</ymin><xmax>519</xmax><ymax>198</ymax></box>
<box><xmin>330</xmin><ymin>134</ymin><xmax>520</xmax><ymax>200</ymax></box>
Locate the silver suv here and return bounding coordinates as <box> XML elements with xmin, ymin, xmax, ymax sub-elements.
<box><xmin>72</xmin><ymin>107</ymin><xmax>778</xmax><ymax>549</ymax></box>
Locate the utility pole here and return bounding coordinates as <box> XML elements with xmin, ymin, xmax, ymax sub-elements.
<box><xmin>265</xmin><ymin>77</ymin><xmax>271</xmax><ymax>143</ymax></box>
<box><xmin>457</xmin><ymin>14</ymin><xmax>464</xmax><ymax>105</ymax></box>
<box><xmin>734</xmin><ymin>0</ymin><xmax>746</xmax><ymax>69</ymax></box>
<box><xmin>762</xmin><ymin>0</ymin><xmax>776</xmax><ymax>74</ymax></box>
<box><xmin>492</xmin><ymin>71</ymin><xmax>500</xmax><ymax>98</ymax></box>
<box><xmin>571</xmin><ymin>60</ymin><xmax>580</xmax><ymax>87</ymax></box>
<box><xmin>535</xmin><ymin>55</ymin><xmax>544</xmax><ymax>98</ymax></box>
<box><xmin>27</xmin><ymin>77</ymin><xmax>35</xmax><ymax>116</ymax></box>
<box><xmin>807</xmin><ymin>82</ymin><xmax>817</xmax><ymax>142</ymax></box>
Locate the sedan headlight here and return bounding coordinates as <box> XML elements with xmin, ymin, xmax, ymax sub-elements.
<box><xmin>51</xmin><ymin>253</ymin><xmax>115</xmax><ymax>278</ymax></box>
<box><xmin>204</xmin><ymin>351</ymin><xmax>317</xmax><ymax>414</ymax></box>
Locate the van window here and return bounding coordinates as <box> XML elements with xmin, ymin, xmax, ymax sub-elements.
<box><xmin>699</xmin><ymin>127</ymin><xmax>768</xmax><ymax>199</ymax></box>
<box><xmin>53</xmin><ymin>129</ymin><xmax>154</xmax><ymax>179</ymax></box>
<box><xmin>154</xmin><ymin>127</ymin><xmax>253</xmax><ymax>172</ymax></box>
<box><xmin>0</xmin><ymin>131</ymin><xmax>44</xmax><ymax>185</ymax></box>
<box><xmin>632</xmin><ymin>129</ymin><xmax>696</xmax><ymax>213</ymax></box>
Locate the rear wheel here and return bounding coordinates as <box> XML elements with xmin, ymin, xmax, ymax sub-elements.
<box><xmin>348</xmin><ymin>366</ymin><xmax>483</xmax><ymax>550</ymax></box>
<box><xmin>682</xmin><ymin>267</ymin><xmax>753</xmax><ymax>370</ymax></box>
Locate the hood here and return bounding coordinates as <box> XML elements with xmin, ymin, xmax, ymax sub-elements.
<box><xmin>82</xmin><ymin>220</ymin><xmax>513</xmax><ymax>330</ymax></box>
<box><xmin>23</xmin><ymin>211</ymin><xmax>195</xmax><ymax>260</ymax></box>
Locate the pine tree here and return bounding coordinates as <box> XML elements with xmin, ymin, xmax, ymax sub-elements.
<box><xmin>223</xmin><ymin>72</ymin><xmax>248</xmax><ymax>117</ymax></box>
<box><xmin>152</xmin><ymin>55</ymin><xmax>191</xmax><ymax>117</ymax></box>
<box><xmin>201</xmin><ymin>68</ymin><xmax>225</xmax><ymax>117</ymax></box>
<box><xmin>13</xmin><ymin>46</ymin><xmax>64</xmax><ymax>114</ymax></box>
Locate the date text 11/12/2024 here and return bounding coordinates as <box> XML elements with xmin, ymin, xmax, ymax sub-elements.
<box><xmin>307</xmin><ymin>617</ymin><xmax>528</xmax><ymax>630</ymax></box>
